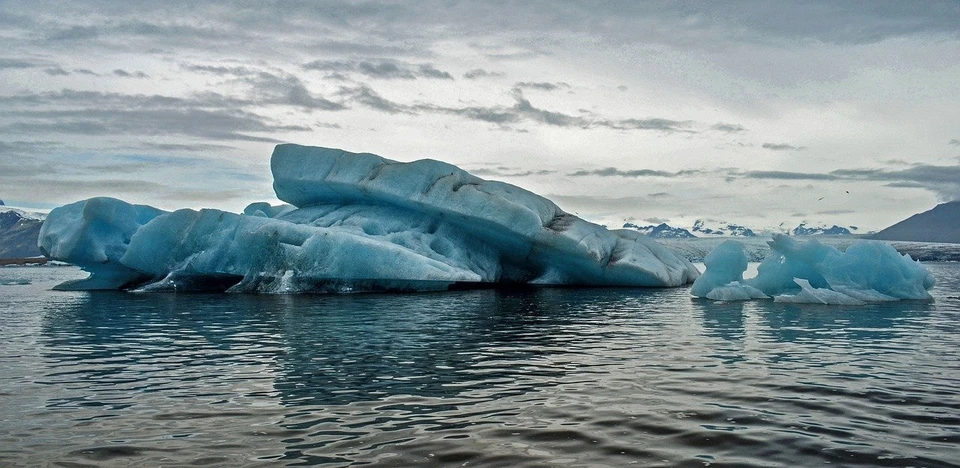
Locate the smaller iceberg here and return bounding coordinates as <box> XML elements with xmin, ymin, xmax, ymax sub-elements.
<box><xmin>690</xmin><ymin>234</ymin><xmax>934</xmax><ymax>304</ymax></box>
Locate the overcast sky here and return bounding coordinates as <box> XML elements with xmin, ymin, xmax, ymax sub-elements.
<box><xmin>2</xmin><ymin>1</ymin><xmax>959</xmax><ymax>232</ymax></box>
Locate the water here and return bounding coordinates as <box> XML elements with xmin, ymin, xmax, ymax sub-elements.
<box><xmin>1</xmin><ymin>265</ymin><xmax>959</xmax><ymax>467</ymax></box>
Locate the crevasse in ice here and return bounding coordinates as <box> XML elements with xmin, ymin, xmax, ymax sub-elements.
<box><xmin>690</xmin><ymin>234</ymin><xmax>935</xmax><ymax>304</ymax></box>
<box><xmin>38</xmin><ymin>144</ymin><xmax>701</xmax><ymax>292</ymax></box>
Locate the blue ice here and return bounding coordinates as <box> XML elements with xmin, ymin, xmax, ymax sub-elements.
<box><xmin>38</xmin><ymin>144</ymin><xmax>700</xmax><ymax>292</ymax></box>
<box><xmin>691</xmin><ymin>234</ymin><xmax>934</xmax><ymax>304</ymax></box>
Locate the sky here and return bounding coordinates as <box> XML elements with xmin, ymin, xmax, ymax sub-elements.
<box><xmin>1</xmin><ymin>0</ymin><xmax>959</xmax><ymax>232</ymax></box>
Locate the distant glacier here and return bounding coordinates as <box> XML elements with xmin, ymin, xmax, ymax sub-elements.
<box><xmin>622</xmin><ymin>219</ymin><xmax>854</xmax><ymax>239</ymax></box>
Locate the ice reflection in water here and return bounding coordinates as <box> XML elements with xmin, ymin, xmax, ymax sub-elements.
<box><xmin>0</xmin><ymin>265</ymin><xmax>957</xmax><ymax>467</ymax></box>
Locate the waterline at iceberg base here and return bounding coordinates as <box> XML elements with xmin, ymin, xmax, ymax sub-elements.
<box><xmin>38</xmin><ymin>144</ymin><xmax>700</xmax><ymax>293</ymax></box>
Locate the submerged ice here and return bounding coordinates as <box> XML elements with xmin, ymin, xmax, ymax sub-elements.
<box><xmin>691</xmin><ymin>235</ymin><xmax>934</xmax><ymax>304</ymax></box>
<box><xmin>39</xmin><ymin>144</ymin><xmax>700</xmax><ymax>292</ymax></box>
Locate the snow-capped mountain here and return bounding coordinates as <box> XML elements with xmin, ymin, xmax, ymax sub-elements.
<box><xmin>622</xmin><ymin>218</ymin><xmax>862</xmax><ymax>239</ymax></box>
<box><xmin>0</xmin><ymin>207</ymin><xmax>46</xmax><ymax>221</ymax></box>
<box><xmin>622</xmin><ymin>222</ymin><xmax>695</xmax><ymax>238</ymax></box>
<box><xmin>691</xmin><ymin>220</ymin><xmax>757</xmax><ymax>237</ymax></box>
<box><xmin>791</xmin><ymin>223</ymin><xmax>854</xmax><ymax>236</ymax></box>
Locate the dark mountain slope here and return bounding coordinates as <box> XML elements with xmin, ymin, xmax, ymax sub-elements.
<box><xmin>870</xmin><ymin>201</ymin><xmax>960</xmax><ymax>244</ymax></box>
<box><xmin>0</xmin><ymin>211</ymin><xmax>43</xmax><ymax>258</ymax></box>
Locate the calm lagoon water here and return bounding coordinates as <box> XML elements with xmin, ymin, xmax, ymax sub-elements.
<box><xmin>1</xmin><ymin>265</ymin><xmax>958</xmax><ymax>467</ymax></box>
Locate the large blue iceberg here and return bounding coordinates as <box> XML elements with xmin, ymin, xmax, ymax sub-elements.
<box><xmin>691</xmin><ymin>235</ymin><xmax>935</xmax><ymax>304</ymax></box>
<box><xmin>39</xmin><ymin>144</ymin><xmax>701</xmax><ymax>292</ymax></box>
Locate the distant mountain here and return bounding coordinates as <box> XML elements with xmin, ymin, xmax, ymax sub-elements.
<box><xmin>622</xmin><ymin>222</ymin><xmax>696</xmax><ymax>238</ymax></box>
<box><xmin>0</xmin><ymin>210</ymin><xmax>43</xmax><ymax>258</ymax></box>
<box><xmin>791</xmin><ymin>223</ymin><xmax>853</xmax><ymax>236</ymax></box>
<box><xmin>870</xmin><ymin>201</ymin><xmax>960</xmax><ymax>244</ymax></box>
<box><xmin>691</xmin><ymin>220</ymin><xmax>757</xmax><ymax>237</ymax></box>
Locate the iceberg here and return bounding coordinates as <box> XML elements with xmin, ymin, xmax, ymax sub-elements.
<box><xmin>689</xmin><ymin>240</ymin><xmax>768</xmax><ymax>301</ymax></box>
<box><xmin>690</xmin><ymin>234</ymin><xmax>935</xmax><ymax>304</ymax></box>
<box><xmin>39</xmin><ymin>144</ymin><xmax>700</xmax><ymax>293</ymax></box>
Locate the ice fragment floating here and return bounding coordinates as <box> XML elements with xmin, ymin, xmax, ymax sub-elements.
<box><xmin>691</xmin><ymin>234</ymin><xmax>934</xmax><ymax>304</ymax></box>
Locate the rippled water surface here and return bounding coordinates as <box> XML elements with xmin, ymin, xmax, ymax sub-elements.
<box><xmin>1</xmin><ymin>265</ymin><xmax>959</xmax><ymax>467</ymax></box>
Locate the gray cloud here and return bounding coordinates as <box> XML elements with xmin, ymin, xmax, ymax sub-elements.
<box><xmin>0</xmin><ymin>90</ymin><xmax>313</xmax><ymax>143</ymax></box>
<box><xmin>543</xmin><ymin>193</ymin><xmax>712</xmax><ymax>218</ymax></box>
<box><xmin>0</xmin><ymin>177</ymin><xmax>167</xmax><ymax>203</ymax></box>
<box><xmin>0</xmin><ymin>89</ymin><xmax>239</xmax><ymax>109</ymax></box>
<box><xmin>0</xmin><ymin>140</ymin><xmax>62</xmax><ymax>155</ymax></box>
<box><xmin>9</xmin><ymin>1</ymin><xmax>959</xmax><ymax>62</ymax></box>
<box><xmin>470</xmin><ymin>167</ymin><xmax>556</xmax><ymax>178</ymax></box>
<box><xmin>816</xmin><ymin>209</ymin><xmax>857</xmax><ymax>215</ymax></box>
<box><xmin>0</xmin><ymin>164</ymin><xmax>57</xmax><ymax>180</ymax></box>
<box><xmin>950</xmin><ymin>139</ymin><xmax>960</xmax><ymax>146</ymax></box>
<box><xmin>510</xmin><ymin>95</ymin><xmax>587</xmax><ymax>127</ymax></box>
<box><xmin>160</xmin><ymin>188</ymin><xmax>254</xmax><ymax>203</ymax></box>
<box><xmin>44</xmin><ymin>67</ymin><xmax>70</xmax><ymax>76</ymax></box>
<box><xmin>569</xmin><ymin>167</ymin><xmax>702</xmax><ymax>178</ymax></box>
<box><xmin>444</xmin><ymin>91</ymin><xmax>691</xmax><ymax>131</ymax></box>
<box><xmin>515</xmin><ymin>81</ymin><xmax>570</xmax><ymax>91</ymax></box>
<box><xmin>744</xmin><ymin>170</ymin><xmax>837</xmax><ymax>180</ymax></box>
<box><xmin>0</xmin><ymin>112</ymin><xmax>296</xmax><ymax>143</ymax></box>
<box><xmin>181</xmin><ymin>64</ymin><xmax>346</xmax><ymax>110</ymax></box>
<box><xmin>712</xmin><ymin>123</ymin><xmax>747</xmax><ymax>133</ymax></box>
<box><xmin>41</xmin><ymin>20</ymin><xmax>237</xmax><ymax>49</ymax></box>
<box><xmin>337</xmin><ymin>85</ymin><xmax>413</xmax><ymax>115</ymax></box>
<box><xmin>303</xmin><ymin>59</ymin><xmax>453</xmax><ymax>80</ymax></box>
<box><xmin>1</xmin><ymin>149</ymin><xmax>267</xmax><ymax>208</ymax></box>
<box><xmin>0</xmin><ymin>58</ymin><xmax>43</xmax><ymax>69</ymax></box>
<box><xmin>348</xmin><ymin>61</ymin><xmax>411</xmax><ymax>79</ymax></box>
<box><xmin>417</xmin><ymin>64</ymin><xmax>453</xmax><ymax>79</ymax></box>
<box><xmin>743</xmin><ymin>164</ymin><xmax>960</xmax><ymax>200</ymax></box>
<box><xmin>242</xmin><ymin>72</ymin><xmax>346</xmax><ymax>111</ymax></box>
<box><xmin>762</xmin><ymin>142</ymin><xmax>806</xmax><ymax>151</ymax></box>
<box><xmin>463</xmin><ymin>68</ymin><xmax>504</xmax><ymax>79</ymax></box>
<box><xmin>138</xmin><ymin>142</ymin><xmax>236</xmax><ymax>152</ymax></box>
<box><xmin>467</xmin><ymin>2</ymin><xmax>960</xmax><ymax>46</ymax></box>
<box><xmin>3</xmin><ymin>0</ymin><xmax>956</xmax><ymax>220</ymax></box>
<box><xmin>3</xmin><ymin>175</ymin><xmax>259</xmax><ymax>207</ymax></box>
<box><xmin>181</xmin><ymin>64</ymin><xmax>259</xmax><ymax>76</ymax></box>
<box><xmin>332</xmin><ymin>85</ymin><xmax>697</xmax><ymax>132</ymax></box>
<box><xmin>45</xmin><ymin>25</ymin><xmax>99</xmax><ymax>42</ymax></box>
<box><xmin>112</xmin><ymin>69</ymin><xmax>148</xmax><ymax>78</ymax></box>
<box><xmin>304</xmin><ymin>40</ymin><xmax>427</xmax><ymax>57</ymax></box>
<box><xmin>648</xmin><ymin>192</ymin><xmax>672</xmax><ymax>198</ymax></box>
<box><xmin>600</xmin><ymin>118</ymin><xmax>694</xmax><ymax>132</ymax></box>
